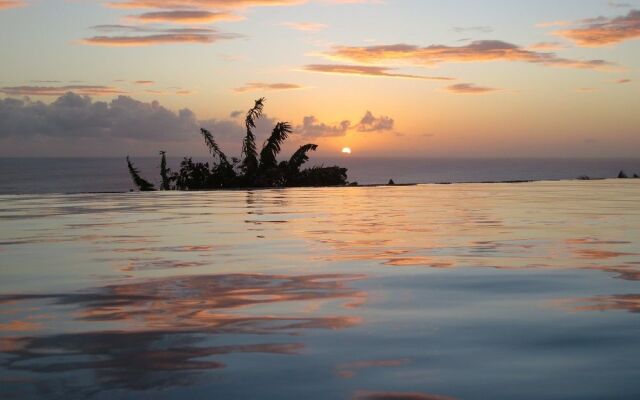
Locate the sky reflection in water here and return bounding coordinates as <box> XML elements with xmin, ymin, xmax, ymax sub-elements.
<box><xmin>1</xmin><ymin>181</ymin><xmax>639</xmax><ymax>399</ymax></box>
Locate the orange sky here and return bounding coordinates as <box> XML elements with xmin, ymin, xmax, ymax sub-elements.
<box><xmin>0</xmin><ymin>0</ymin><xmax>639</xmax><ymax>157</ymax></box>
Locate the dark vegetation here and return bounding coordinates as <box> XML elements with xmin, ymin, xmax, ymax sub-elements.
<box><xmin>127</xmin><ymin>98</ymin><xmax>348</xmax><ymax>191</ymax></box>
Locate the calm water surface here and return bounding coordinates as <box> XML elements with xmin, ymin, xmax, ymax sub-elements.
<box><xmin>1</xmin><ymin>181</ymin><xmax>639</xmax><ymax>399</ymax></box>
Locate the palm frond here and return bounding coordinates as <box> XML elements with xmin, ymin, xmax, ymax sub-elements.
<box><xmin>241</xmin><ymin>98</ymin><xmax>265</xmax><ymax>176</ymax></box>
<box><xmin>260</xmin><ymin>122</ymin><xmax>291</xmax><ymax>170</ymax></box>
<box><xmin>200</xmin><ymin>128</ymin><xmax>230</xmax><ymax>166</ymax></box>
<box><xmin>127</xmin><ymin>156</ymin><xmax>155</xmax><ymax>191</ymax></box>
<box><xmin>288</xmin><ymin>144</ymin><xmax>318</xmax><ymax>172</ymax></box>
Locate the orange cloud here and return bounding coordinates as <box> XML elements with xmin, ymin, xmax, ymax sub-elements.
<box><xmin>128</xmin><ymin>10</ymin><xmax>244</xmax><ymax>24</ymax></box>
<box><xmin>234</xmin><ymin>82</ymin><xmax>304</xmax><ymax>93</ymax></box>
<box><xmin>446</xmin><ymin>83</ymin><xmax>500</xmax><ymax>94</ymax></box>
<box><xmin>0</xmin><ymin>85</ymin><xmax>126</xmax><ymax>96</ymax></box>
<box><xmin>324</xmin><ymin>40</ymin><xmax>616</xmax><ymax>70</ymax></box>
<box><xmin>134</xmin><ymin>80</ymin><xmax>155</xmax><ymax>85</ymax></box>
<box><xmin>555</xmin><ymin>10</ymin><xmax>640</xmax><ymax>46</ymax></box>
<box><xmin>303</xmin><ymin>64</ymin><xmax>454</xmax><ymax>80</ymax></box>
<box><xmin>81</xmin><ymin>27</ymin><xmax>241</xmax><ymax>46</ymax></box>
<box><xmin>528</xmin><ymin>41</ymin><xmax>566</xmax><ymax>51</ymax></box>
<box><xmin>0</xmin><ymin>0</ymin><xmax>24</xmax><ymax>9</ymax></box>
<box><xmin>106</xmin><ymin>0</ymin><xmax>305</xmax><ymax>9</ymax></box>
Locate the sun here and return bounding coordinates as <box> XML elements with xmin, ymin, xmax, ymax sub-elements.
<box><xmin>341</xmin><ymin>147</ymin><xmax>352</xmax><ymax>155</ymax></box>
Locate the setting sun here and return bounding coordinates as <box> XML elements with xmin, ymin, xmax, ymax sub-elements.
<box><xmin>341</xmin><ymin>147</ymin><xmax>352</xmax><ymax>155</ymax></box>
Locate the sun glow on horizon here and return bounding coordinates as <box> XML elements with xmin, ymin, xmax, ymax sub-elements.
<box><xmin>341</xmin><ymin>147</ymin><xmax>352</xmax><ymax>155</ymax></box>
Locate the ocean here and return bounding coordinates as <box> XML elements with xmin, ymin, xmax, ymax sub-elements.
<box><xmin>1</xmin><ymin>180</ymin><xmax>639</xmax><ymax>399</ymax></box>
<box><xmin>1</xmin><ymin>157</ymin><xmax>639</xmax><ymax>194</ymax></box>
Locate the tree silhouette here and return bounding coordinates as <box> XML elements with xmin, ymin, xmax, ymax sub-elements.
<box><xmin>241</xmin><ymin>98</ymin><xmax>264</xmax><ymax>181</ymax></box>
<box><xmin>159</xmin><ymin>151</ymin><xmax>171</xmax><ymax>190</ymax></box>
<box><xmin>126</xmin><ymin>99</ymin><xmax>348</xmax><ymax>191</ymax></box>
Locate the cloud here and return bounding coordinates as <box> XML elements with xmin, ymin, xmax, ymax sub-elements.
<box><xmin>282</xmin><ymin>22</ymin><xmax>327</xmax><ymax>31</ymax></box>
<box><xmin>445</xmin><ymin>83</ymin><xmax>500</xmax><ymax>94</ymax></box>
<box><xmin>452</xmin><ymin>26</ymin><xmax>493</xmax><ymax>33</ymax></box>
<box><xmin>0</xmin><ymin>0</ymin><xmax>24</xmax><ymax>9</ymax></box>
<box><xmin>134</xmin><ymin>80</ymin><xmax>155</xmax><ymax>85</ymax></box>
<box><xmin>127</xmin><ymin>10</ymin><xmax>243</xmax><ymax>24</ymax></box>
<box><xmin>0</xmin><ymin>85</ymin><xmax>126</xmax><ymax>96</ymax></box>
<box><xmin>528</xmin><ymin>41</ymin><xmax>565</xmax><ymax>51</ymax></box>
<box><xmin>295</xmin><ymin>111</ymin><xmax>396</xmax><ymax>137</ymax></box>
<box><xmin>82</xmin><ymin>26</ymin><xmax>241</xmax><ymax>46</ymax></box>
<box><xmin>303</xmin><ymin>64</ymin><xmax>454</xmax><ymax>80</ymax></box>
<box><xmin>324</xmin><ymin>40</ymin><xmax>616</xmax><ymax>70</ymax></box>
<box><xmin>357</xmin><ymin>111</ymin><xmax>394</xmax><ymax>132</ymax></box>
<box><xmin>296</xmin><ymin>115</ymin><xmax>351</xmax><ymax>137</ymax></box>
<box><xmin>234</xmin><ymin>82</ymin><xmax>304</xmax><ymax>93</ymax></box>
<box><xmin>555</xmin><ymin>10</ymin><xmax>640</xmax><ymax>46</ymax></box>
<box><xmin>609</xmin><ymin>1</ymin><xmax>632</xmax><ymax>8</ymax></box>
<box><xmin>0</xmin><ymin>93</ymin><xmax>200</xmax><ymax>141</ymax></box>
<box><xmin>230</xmin><ymin>110</ymin><xmax>243</xmax><ymax>118</ymax></box>
<box><xmin>616</xmin><ymin>78</ymin><xmax>632</xmax><ymax>83</ymax></box>
<box><xmin>106</xmin><ymin>0</ymin><xmax>305</xmax><ymax>10</ymax></box>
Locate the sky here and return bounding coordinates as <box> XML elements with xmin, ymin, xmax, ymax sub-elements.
<box><xmin>0</xmin><ymin>0</ymin><xmax>639</xmax><ymax>158</ymax></box>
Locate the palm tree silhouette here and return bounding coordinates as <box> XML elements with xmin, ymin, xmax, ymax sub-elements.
<box><xmin>127</xmin><ymin>98</ymin><xmax>348</xmax><ymax>191</ymax></box>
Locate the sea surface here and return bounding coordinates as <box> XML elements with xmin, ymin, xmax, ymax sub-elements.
<box><xmin>1</xmin><ymin>180</ymin><xmax>639</xmax><ymax>399</ymax></box>
<box><xmin>1</xmin><ymin>157</ymin><xmax>640</xmax><ymax>194</ymax></box>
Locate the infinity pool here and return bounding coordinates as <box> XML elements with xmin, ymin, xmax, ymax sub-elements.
<box><xmin>1</xmin><ymin>181</ymin><xmax>639</xmax><ymax>399</ymax></box>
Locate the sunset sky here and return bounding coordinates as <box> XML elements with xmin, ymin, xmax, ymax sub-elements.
<box><xmin>0</xmin><ymin>0</ymin><xmax>639</xmax><ymax>158</ymax></box>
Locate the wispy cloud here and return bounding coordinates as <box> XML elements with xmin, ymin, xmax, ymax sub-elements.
<box><xmin>452</xmin><ymin>26</ymin><xmax>493</xmax><ymax>33</ymax></box>
<box><xmin>134</xmin><ymin>80</ymin><xmax>155</xmax><ymax>85</ymax></box>
<box><xmin>445</xmin><ymin>83</ymin><xmax>500</xmax><ymax>94</ymax></box>
<box><xmin>106</xmin><ymin>0</ymin><xmax>305</xmax><ymax>10</ymax></box>
<box><xmin>127</xmin><ymin>10</ymin><xmax>244</xmax><ymax>24</ymax></box>
<box><xmin>609</xmin><ymin>1</ymin><xmax>632</xmax><ymax>9</ymax></box>
<box><xmin>0</xmin><ymin>0</ymin><xmax>24</xmax><ymax>9</ymax></box>
<box><xmin>303</xmin><ymin>64</ymin><xmax>454</xmax><ymax>80</ymax></box>
<box><xmin>528</xmin><ymin>41</ymin><xmax>566</xmax><ymax>51</ymax></box>
<box><xmin>81</xmin><ymin>26</ymin><xmax>241</xmax><ymax>46</ymax></box>
<box><xmin>282</xmin><ymin>22</ymin><xmax>327</xmax><ymax>31</ymax></box>
<box><xmin>616</xmin><ymin>78</ymin><xmax>632</xmax><ymax>84</ymax></box>
<box><xmin>0</xmin><ymin>85</ymin><xmax>126</xmax><ymax>96</ymax></box>
<box><xmin>554</xmin><ymin>10</ymin><xmax>640</xmax><ymax>46</ymax></box>
<box><xmin>324</xmin><ymin>40</ymin><xmax>617</xmax><ymax>71</ymax></box>
<box><xmin>234</xmin><ymin>82</ymin><xmax>304</xmax><ymax>92</ymax></box>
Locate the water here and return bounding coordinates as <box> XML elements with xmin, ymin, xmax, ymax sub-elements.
<box><xmin>1</xmin><ymin>157</ymin><xmax>640</xmax><ymax>194</ymax></box>
<box><xmin>1</xmin><ymin>181</ymin><xmax>639</xmax><ymax>399</ymax></box>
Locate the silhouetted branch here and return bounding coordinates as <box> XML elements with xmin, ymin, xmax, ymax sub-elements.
<box><xmin>127</xmin><ymin>156</ymin><xmax>155</xmax><ymax>191</ymax></box>
<box><xmin>159</xmin><ymin>151</ymin><xmax>171</xmax><ymax>190</ymax></box>
<box><xmin>200</xmin><ymin>128</ymin><xmax>230</xmax><ymax>167</ymax></box>
<box><xmin>242</xmin><ymin>98</ymin><xmax>265</xmax><ymax>177</ymax></box>
<box><xmin>260</xmin><ymin>122</ymin><xmax>291</xmax><ymax>170</ymax></box>
<box><xmin>288</xmin><ymin>144</ymin><xmax>318</xmax><ymax>172</ymax></box>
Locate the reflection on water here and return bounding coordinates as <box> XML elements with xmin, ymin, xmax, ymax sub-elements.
<box><xmin>1</xmin><ymin>180</ymin><xmax>639</xmax><ymax>399</ymax></box>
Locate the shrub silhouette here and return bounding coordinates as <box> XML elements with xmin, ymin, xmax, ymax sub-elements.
<box><xmin>127</xmin><ymin>98</ymin><xmax>348</xmax><ymax>191</ymax></box>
